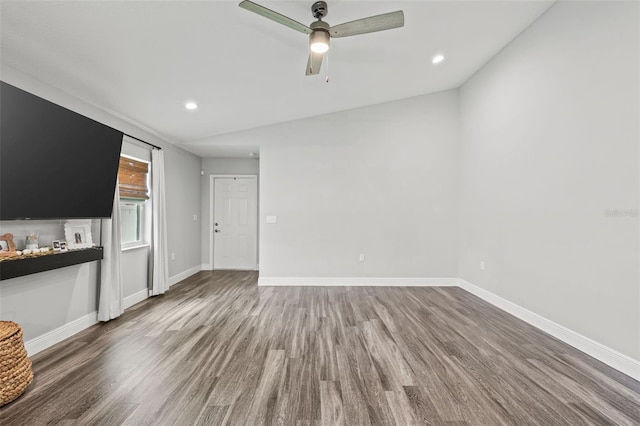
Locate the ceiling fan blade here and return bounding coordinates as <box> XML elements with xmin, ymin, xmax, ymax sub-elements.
<box><xmin>239</xmin><ymin>1</ymin><xmax>311</xmax><ymax>34</ymax></box>
<box><xmin>330</xmin><ymin>10</ymin><xmax>404</xmax><ymax>38</ymax></box>
<box><xmin>305</xmin><ymin>51</ymin><xmax>324</xmax><ymax>75</ymax></box>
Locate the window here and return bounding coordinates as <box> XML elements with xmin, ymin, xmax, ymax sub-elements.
<box><xmin>120</xmin><ymin>202</ymin><xmax>142</xmax><ymax>243</ymax></box>
<box><xmin>118</xmin><ymin>155</ymin><xmax>150</xmax><ymax>247</ymax></box>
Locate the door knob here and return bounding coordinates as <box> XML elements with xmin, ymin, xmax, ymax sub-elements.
<box><xmin>214</xmin><ymin>229</ymin><xmax>220</xmax><ymax>233</ymax></box>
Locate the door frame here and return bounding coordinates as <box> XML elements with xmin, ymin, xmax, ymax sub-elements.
<box><xmin>209</xmin><ymin>174</ymin><xmax>259</xmax><ymax>271</ymax></box>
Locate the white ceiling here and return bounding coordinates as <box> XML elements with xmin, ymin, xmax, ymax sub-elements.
<box><xmin>1</xmin><ymin>0</ymin><xmax>554</xmax><ymax>158</ymax></box>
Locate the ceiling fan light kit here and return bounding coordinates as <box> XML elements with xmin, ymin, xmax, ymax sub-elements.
<box><xmin>309</xmin><ymin>29</ymin><xmax>330</xmax><ymax>53</ymax></box>
<box><xmin>239</xmin><ymin>0</ymin><xmax>404</xmax><ymax>76</ymax></box>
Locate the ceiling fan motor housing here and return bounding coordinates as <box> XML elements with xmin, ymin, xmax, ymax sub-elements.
<box><xmin>312</xmin><ymin>1</ymin><xmax>328</xmax><ymax>19</ymax></box>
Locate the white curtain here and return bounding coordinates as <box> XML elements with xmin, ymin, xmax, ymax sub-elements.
<box><xmin>151</xmin><ymin>148</ymin><xmax>169</xmax><ymax>295</ymax></box>
<box><xmin>98</xmin><ymin>180</ymin><xmax>124</xmax><ymax>321</ymax></box>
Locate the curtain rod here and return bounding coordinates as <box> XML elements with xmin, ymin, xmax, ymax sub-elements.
<box><xmin>124</xmin><ymin>133</ymin><xmax>162</xmax><ymax>150</ymax></box>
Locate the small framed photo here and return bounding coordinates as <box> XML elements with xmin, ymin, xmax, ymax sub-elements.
<box><xmin>64</xmin><ymin>220</ymin><xmax>94</xmax><ymax>250</ymax></box>
<box><xmin>0</xmin><ymin>233</ymin><xmax>16</xmax><ymax>257</ymax></box>
<box><xmin>59</xmin><ymin>241</ymin><xmax>68</xmax><ymax>252</ymax></box>
<box><xmin>52</xmin><ymin>240</ymin><xmax>61</xmax><ymax>252</ymax></box>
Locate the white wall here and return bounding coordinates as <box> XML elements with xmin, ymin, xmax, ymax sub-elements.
<box><xmin>0</xmin><ymin>65</ymin><xmax>203</xmax><ymax>350</ymax></box>
<box><xmin>164</xmin><ymin>148</ymin><xmax>202</xmax><ymax>277</ymax></box>
<box><xmin>0</xmin><ymin>264</ymin><xmax>99</xmax><ymax>342</ymax></box>
<box><xmin>458</xmin><ymin>1</ymin><xmax>639</xmax><ymax>360</ymax></box>
<box><xmin>121</xmin><ymin>247</ymin><xmax>149</xmax><ymax>301</ymax></box>
<box><xmin>200</xmin><ymin>158</ymin><xmax>260</xmax><ymax>267</ymax></box>
<box><xmin>241</xmin><ymin>91</ymin><xmax>459</xmax><ymax>280</ymax></box>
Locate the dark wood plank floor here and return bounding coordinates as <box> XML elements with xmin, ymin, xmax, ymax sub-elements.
<box><xmin>1</xmin><ymin>271</ymin><xmax>639</xmax><ymax>425</ymax></box>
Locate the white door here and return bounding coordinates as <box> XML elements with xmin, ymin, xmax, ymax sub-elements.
<box><xmin>212</xmin><ymin>177</ymin><xmax>258</xmax><ymax>270</ymax></box>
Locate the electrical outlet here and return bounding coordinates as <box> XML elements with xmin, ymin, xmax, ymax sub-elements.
<box><xmin>266</xmin><ymin>215</ymin><xmax>277</xmax><ymax>224</ymax></box>
<box><xmin>480</xmin><ymin>261</ymin><xmax>485</xmax><ymax>271</ymax></box>
<box><xmin>193</xmin><ymin>214</ymin><xmax>198</xmax><ymax>221</ymax></box>
<box><xmin>171</xmin><ymin>253</ymin><xmax>176</xmax><ymax>261</ymax></box>
<box><xmin>359</xmin><ymin>254</ymin><xmax>365</xmax><ymax>262</ymax></box>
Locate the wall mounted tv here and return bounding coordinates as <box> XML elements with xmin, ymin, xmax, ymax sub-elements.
<box><xmin>1</xmin><ymin>81</ymin><xmax>123</xmax><ymax>220</ymax></box>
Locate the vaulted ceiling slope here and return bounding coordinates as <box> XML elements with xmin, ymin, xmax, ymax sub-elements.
<box><xmin>1</xmin><ymin>1</ymin><xmax>554</xmax><ymax>157</ymax></box>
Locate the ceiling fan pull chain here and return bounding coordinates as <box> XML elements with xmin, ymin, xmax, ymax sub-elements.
<box><xmin>325</xmin><ymin>51</ymin><xmax>330</xmax><ymax>83</ymax></box>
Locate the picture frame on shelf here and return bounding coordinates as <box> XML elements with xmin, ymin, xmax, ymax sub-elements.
<box><xmin>0</xmin><ymin>233</ymin><xmax>17</xmax><ymax>257</ymax></box>
<box><xmin>59</xmin><ymin>241</ymin><xmax>68</xmax><ymax>252</ymax></box>
<box><xmin>64</xmin><ymin>220</ymin><xmax>93</xmax><ymax>250</ymax></box>
<box><xmin>52</xmin><ymin>240</ymin><xmax>61</xmax><ymax>252</ymax></box>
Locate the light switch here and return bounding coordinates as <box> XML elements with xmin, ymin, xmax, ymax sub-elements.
<box><xmin>266</xmin><ymin>215</ymin><xmax>277</xmax><ymax>224</ymax></box>
<box><xmin>193</xmin><ymin>214</ymin><xmax>198</xmax><ymax>221</ymax></box>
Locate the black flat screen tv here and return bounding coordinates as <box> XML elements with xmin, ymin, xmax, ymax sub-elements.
<box><xmin>1</xmin><ymin>81</ymin><xmax>123</xmax><ymax>220</ymax></box>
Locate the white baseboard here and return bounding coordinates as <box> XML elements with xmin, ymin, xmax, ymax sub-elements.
<box><xmin>123</xmin><ymin>289</ymin><xmax>148</xmax><ymax>310</ymax></box>
<box><xmin>201</xmin><ymin>263</ymin><xmax>258</xmax><ymax>271</ymax></box>
<box><xmin>258</xmin><ymin>277</ymin><xmax>458</xmax><ymax>287</ymax></box>
<box><xmin>209</xmin><ymin>265</ymin><xmax>259</xmax><ymax>271</ymax></box>
<box><xmin>168</xmin><ymin>264</ymin><xmax>207</xmax><ymax>287</ymax></box>
<box><xmin>458</xmin><ymin>279</ymin><xmax>640</xmax><ymax>381</ymax></box>
<box><xmin>25</xmin><ymin>311</ymin><xmax>98</xmax><ymax>357</ymax></box>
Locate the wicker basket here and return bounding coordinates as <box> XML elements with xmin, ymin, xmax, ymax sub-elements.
<box><xmin>0</xmin><ymin>321</ymin><xmax>33</xmax><ymax>407</ymax></box>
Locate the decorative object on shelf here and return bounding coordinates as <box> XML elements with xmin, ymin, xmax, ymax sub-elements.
<box><xmin>52</xmin><ymin>240</ymin><xmax>61</xmax><ymax>252</ymax></box>
<box><xmin>24</xmin><ymin>232</ymin><xmax>39</xmax><ymax>250</ymax></box>
<box><xmin>64</xmin><ymin>220</ymin><xmax>94</xmax><ymax>250</ymax></box>
<box><xmin>59</xmin><ymin>241</ymin><xmax>68</xmax><ymax>252</ymax></box>
<box><xmin>0</xmin><ymin>321</ymin><xmax>34</xmax><ymax>407</ymax></box>
<box><xmin>0</xmin><ymin>246</ymin><xmax>54</xmax><ymax>263</ymax></box>
<box><xmin>0</xmin><ymin>233</ymin><xmax>16</xmax><ymax>257</ymax></box>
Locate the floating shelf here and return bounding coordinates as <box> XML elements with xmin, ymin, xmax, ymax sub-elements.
<box><xmin>0</xmin><ymin>247</ymin><xmax>103</xmax><ymax>281</ymax></box>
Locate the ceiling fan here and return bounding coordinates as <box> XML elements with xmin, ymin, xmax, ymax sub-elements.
<box><xmin>239</xmin><ymin>0</ymin><xmax>404</xmax><ymax>76</ymax></box>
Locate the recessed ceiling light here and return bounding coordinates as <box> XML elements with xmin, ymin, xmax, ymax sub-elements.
<box><xmin>185</xmin><ymin>102</ymin><xmax>198</xmax><ymax>110</ymax></box>
<box><xmin>432</xmin><ymin>54</ymin><xmax>445</xmax><ymax>64</ymax></box>
<box><xmin>249</xmin><ymin>152</ymin><xmax>257</xmax><ymax>157</ymax></box>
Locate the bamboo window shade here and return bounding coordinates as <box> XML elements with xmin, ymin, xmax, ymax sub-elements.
<box><xmin>118</xmin><ymin>156</ymin><xmax>149</xmax><ymax>200</ymax></box>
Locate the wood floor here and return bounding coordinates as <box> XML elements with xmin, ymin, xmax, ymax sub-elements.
<box><xmin>1</xmin><ymin>271</ymin><xmax>639</xmax><ymax>425</ymax></box>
